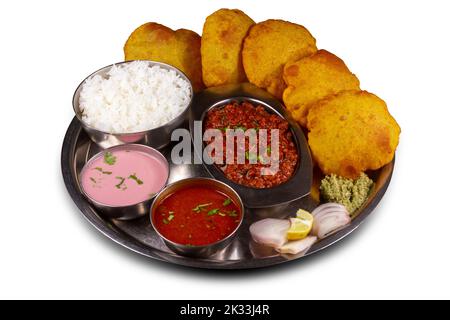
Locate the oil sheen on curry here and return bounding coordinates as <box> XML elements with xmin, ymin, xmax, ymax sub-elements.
<box><xmin>153</xmin><ymin>186</ymin><xmax>242</xmax><ymax>246</ymax></box>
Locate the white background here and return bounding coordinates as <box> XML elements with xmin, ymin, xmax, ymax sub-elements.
<box><xmin>0</xmin><ymin>0</ymin><xmax>449</xmax><ymax>299</ymax></box>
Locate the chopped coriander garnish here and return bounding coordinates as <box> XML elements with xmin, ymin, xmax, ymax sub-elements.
<box><xmin>192</xmin><ymin>203</ymin><xmax>213</xmax><ymax>212</ymax></box>
<box><xmin>223</xmin><ymin>198</ymin><xmax>232</xmax><ymax>206</ymax></box>
<box><xmin>245</xmin><ymin>151</ymin><xmax>258</xmax><ymax>162</ymax></box>
<box><xmin>104</xmin><ymin>152</ymin><xmax>116</xmax><ymax>165</ymax></box>
<box><xmin>163</xmin><ymin>219</ymin><xmax>169</xmax><ymax>225</ymax></box>
<box><xmin>258</xmin><ymin>147</ymin><xmax>272</xmax><ymax>163</ymax></box>
<box><xmin>207</xmin><ymin>208</ymin><xmax>220</xmax><ymax>216</ymax></box>
<box><xmin>200</xmin><ymin>203</ymin><xmax>213</xmax><ymax>207</ymax></box>
<box><xmin>168</xmin><ymin>214</ymin><xmax>174</xmax><ymax>221</ymax></box>
<box><xmin>115</xmin><ymin>176</ymin><xmax>126</xmax><ymax>189</ymax></box>
<box><xmin>128</xmin><ymin>173</ymin><xmax>143</xmax><ymax>185</ymax></box>
<box><xmin>94</xmin><ymin>167</ymin><xmax>112</xmax><ymax>175</ymax></box>
<box><xmin>228</xmin><ymin>210</ymin><xmax>238</xmax><ymax>217</ymax></box>
<box><xmin>90</xmin><ymin>177</ymin><xmax>96</xmax><ymax>184</ymax></box>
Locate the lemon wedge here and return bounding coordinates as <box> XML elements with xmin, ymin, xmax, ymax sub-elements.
<box><xmin>296</xmin><ymin>209</ymin><xmax>312</xmax><ymax>219</ymax></box>
<box><xmin>286</xmin><ymin>209</ymin><xmax>314</xmax><ymax>240</ymax></box>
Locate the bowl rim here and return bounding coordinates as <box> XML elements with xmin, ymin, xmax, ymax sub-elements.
<box><xmin>79</xmin><ymin>143</ymin><xmax>170</xmax><ymax>208</ymax></box>
<box><xmin>72</xmin><ymin>60</ymin><xmax>193</xmax><ymax>136</ymax></box>
<box><xmin>149</xmin><ymin>177</ymin><xmax>245</xmax><ymax>250</ymax></box>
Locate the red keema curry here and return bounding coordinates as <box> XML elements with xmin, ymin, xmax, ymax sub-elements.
<box><xmin>204</xmin><ymin>101</ymin><xmax>298</xmax><ymax>188</ymax></box>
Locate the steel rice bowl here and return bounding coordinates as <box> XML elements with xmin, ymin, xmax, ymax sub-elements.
<box><xmin>73</xmin><ymin>60</ymin><xmax>193</xmax><ymax>149</ymax></box>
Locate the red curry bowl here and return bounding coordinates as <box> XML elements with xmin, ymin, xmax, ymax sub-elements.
<box><xmin>150</xmin><ymin>178</ymin><xmax>245</xmax><ymax>258</ymax></box>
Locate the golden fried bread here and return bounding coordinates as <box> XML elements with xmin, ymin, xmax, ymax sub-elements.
<box><xmin>283</xmin><ymin>50</ymin><xmax>360</xmax><ymax>127</ymax></box>
<box><xmin>307</xmin><ymin>91</ymin><xmax>400</xmax><ymax>178</ymax></box>
<box><xmin>242</xmin><ymin>19</ymin><xmax>317</xmax><ymax>99</ymax></box>
<box><xmin>201</xmin><ymin>9</ymin><xmax>255</xmax><ymax>87</ymax></box>
<box><xmin>124</xmin><ymin>22</ymin><xmax>204</xmax><ymax>91</ymax></box>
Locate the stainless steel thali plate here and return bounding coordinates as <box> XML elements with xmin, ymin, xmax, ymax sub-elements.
<box><xmin>61</xmin><ymin>113</ymin><xmax>394</xmax><ymax>269</ymax></box>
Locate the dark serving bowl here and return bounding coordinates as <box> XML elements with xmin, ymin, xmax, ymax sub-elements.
<box><xmin>150</xmin><ymin>177</ymin><xmax>245</xmax><ymax>258</ymax></box>
<box><xmin>189</xmin><ymin>82</ymin><xmax>313</xmax><ymax>208</ymax></box>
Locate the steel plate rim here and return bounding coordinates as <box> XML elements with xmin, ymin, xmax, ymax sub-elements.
<box><xmin>62</xmin><ymin>116</ymin><xmax>394</xmax><ymax>270</ymax></box>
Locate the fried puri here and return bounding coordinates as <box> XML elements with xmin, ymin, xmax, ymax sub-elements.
<box><xmin>283</xmin><ymin>50</ymin><xmax>360</xmax><ymax>127</ymax></box>
<box><xmin>307</xmin><ymin>91</ymin><xmax>400</xmax><ymax>179</ymax></box>
<box><xmin>242</xmin><ymin>19</ymin><xmax>317</xmax><ymax>99</ymax></box>
<box><xmin>124</xmin><ymin>22</ymin><xmax>204</xmax><ymax>92</ymax></box>
<box><xmin>201</xmin><ymin>9</ymin><xmax>255</xmax><ymax>87</ymax></box>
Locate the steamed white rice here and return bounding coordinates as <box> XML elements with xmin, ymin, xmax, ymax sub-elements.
<box><xmin>79</xmin><ymin>61</ymin><xmax>191</xmax><ymax>133</ymax></box>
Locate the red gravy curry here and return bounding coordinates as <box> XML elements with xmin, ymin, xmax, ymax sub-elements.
<box><xmin>153</xmin><ymin>186</ymin><xmax>241</xmax><ymax>246</ymax></box>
